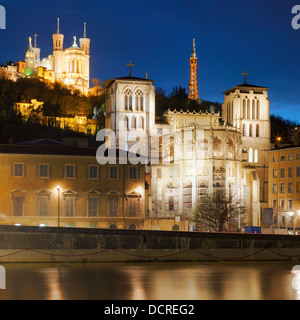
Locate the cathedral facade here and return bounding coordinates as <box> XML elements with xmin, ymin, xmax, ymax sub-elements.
<box><xmin>105</xmin><ymin>62</ymin><xmax>270</xmax><ymax>232</ymax></box>
<box><xmin>25</xmin><ymin>19</ymin><xmax>90</xmax><ymax>95</ymax></box>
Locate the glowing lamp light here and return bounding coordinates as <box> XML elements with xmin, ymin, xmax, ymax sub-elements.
<box><xmin>56</xmin><ymin>185</ymin><xmax>60</xmax><ymax>191</ymax></box>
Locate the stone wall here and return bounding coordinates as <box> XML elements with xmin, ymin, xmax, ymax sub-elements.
<box><xmin>0</xmin><ymin>225</ymin><xmax>300</xmax><ymax>263</ymax></box>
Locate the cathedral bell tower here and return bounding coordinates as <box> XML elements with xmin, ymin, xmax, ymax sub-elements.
<box><xmin>52</xmin><ymin>18</ymin><xmax>64</xmax><ymax>77</ymax></box>
<box><xmin>79</xmin><ymin>22</ymin><xmax>90</xmax><ymax>85</ymax></box>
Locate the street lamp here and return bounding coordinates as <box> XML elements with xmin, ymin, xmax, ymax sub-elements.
<box><xmin>57</xmin><ymin>185</ymin><xmax>60</xmax><ymax>228</ymax></box>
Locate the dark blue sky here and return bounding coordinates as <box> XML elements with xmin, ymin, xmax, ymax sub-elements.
<box><xmin>1</xmin><ymin>0</ymin><xmax>300</xmax><ymax>121</ymax></box>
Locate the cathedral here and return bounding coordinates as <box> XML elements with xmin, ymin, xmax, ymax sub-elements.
<box><xmin>25</xmin><ymin>18</ymin><xmax>90</xmax><ymax>95</ymax></box>
<box><xmin>105</xmin><ymin>40</ymin><xmax>270</xmax><ymax>231</ymax></box>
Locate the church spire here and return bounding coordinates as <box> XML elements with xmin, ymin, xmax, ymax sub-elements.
<box><xmin>83</xmin><ymin>22</ymin><xmax>86</xmax><ymax>38</ymax></box>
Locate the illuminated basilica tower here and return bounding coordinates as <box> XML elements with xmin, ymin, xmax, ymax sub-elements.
<box><xmin>188</xmin><ymin>39</ymin><xmax>199</xmax><ymax>100</ymax></box>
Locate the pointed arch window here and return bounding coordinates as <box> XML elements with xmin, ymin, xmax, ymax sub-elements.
<box><xmin>247</xmin><ymin>99</ymin><xmax>251</xmax><ymax>119</ymax></box>
<box><xmin>124</xmin><ymin>89</ymin><xmax>133</xmax><ymax>111</ymax></box>
<box><xmin>243</xmin><ymin>99</ymin><xmax>246</xmax><ymax>118</ymax></box>
<box><xmin>139</xmin><ymin>116</ymin><xmax>144</xmax><ymax>129</ymax></box>
<box><xmin>249</xmin><ymin>124</ymin><xmax>253</xmax><ymax>137</ymax></box>
<box><xmin>135</xmin><ymin>89</ymin><xmax>144</xmax><ymax>111</ymax></box>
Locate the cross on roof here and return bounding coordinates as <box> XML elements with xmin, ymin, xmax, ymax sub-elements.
<box><xmin>242</xmin><ymin>69</ymin><xmax>249</xmax><ymax>84</ymax></box>
<box><xmin>126</xmin><ymin>60</ymin><xmax>134</xmax><ymax>77</ymax></box>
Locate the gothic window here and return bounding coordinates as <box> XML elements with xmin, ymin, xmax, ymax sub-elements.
<box><xmin>256</xmin><ymin>124</ymin><xmax>260</xmax><ymax>137</ymax></box>
<box><xmin>252</xmin><ymin>100</ymin><xmax>256</xmax><ymax>120</ymax></box>
<box><xmin>139</xmin><ymin>116</ymin><xmax>144</xmax><ymax>129</ymax></box>
<box><xmin>249</xmin><ymin>124</ymin><xmax>253</xmax><ymax>137</ymax></box>
<box><xmin>242</xmin><ymin>124</ymin><xmax>246</xmax><ymax>136</ymax></box>
<box><xmin>131</xmin><ymin>116</ymin><xmax>137</xmax><ymax>130</ymax></box>
<box><xmin>256</xmin><ymin>100</ymin><xmax>260</xmax><ymax>120</ymax></box>
<box><xmin>254</xmin><ymin>149</ymin><xmax>258</xmax><ymax>163</ymax></box>
<box><xmin>165</xmin><ymin>182</ymin><xmax>178</xmax><ymax>212</ymax></box>
<box><xmin>124</xmin><ymin>116</ymin><xmax>129</xmax><ymax>131</ymax></box>
<box><xmin>135</xmin><ymin>89</ymin><xmax>144</xmax><ymax>111</ymax></box>
<box><xmin>243</xmin><ymin>99</ymin><xmax>246</xmax><ymax>118</ymax></box>
<box><xmin>248</xmin><ymin>147</ymin><xmax>253</xmax><ymax>163</ymax></box>
<box><xmin>124</xmin><ymin>89</ymin><xmax>133</xmax><ymax>111</ymax></box>
<box><xmin>247</xmin><ymin>99</ymin><xmax>250</xmax><ymax>119</ymax></box>
<box><xmin>198</xmin><ymin>183</ymin><xmax>207</xmax><ymax>197</ymax></box>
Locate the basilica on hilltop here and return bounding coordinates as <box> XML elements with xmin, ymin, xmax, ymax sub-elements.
<box><xmin>25</xmin><ymin>18</ymin><xmax>90</xmax><ymax>95</ymax></box>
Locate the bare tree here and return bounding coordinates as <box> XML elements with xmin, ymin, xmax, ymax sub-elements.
<box><xmin>189</xmin><ymin>189</ymin><xmax>248</xmax><ymax>232</ymax></box>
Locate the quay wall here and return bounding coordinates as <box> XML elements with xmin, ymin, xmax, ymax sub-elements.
<box><xmin>0</xmin><ymin>225</ymin><xmax>300</xmax><ymax>263</ymax></box>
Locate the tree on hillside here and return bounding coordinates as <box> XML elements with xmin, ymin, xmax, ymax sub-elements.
<box><xmin>189</xmin><ymin>189</ymin><xmax>248</xmax><ymax>232</ymax></box>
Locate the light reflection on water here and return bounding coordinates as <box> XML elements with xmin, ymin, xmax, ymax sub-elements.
<box><xmin>0</xmin><ymin>261</ymin><xmax>298</xmax><ymax>300</ymax></box>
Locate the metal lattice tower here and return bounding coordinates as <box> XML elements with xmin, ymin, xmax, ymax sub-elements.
<box><xmin>188</xmin><ymin>39</ymin><xmax>199</xmax><ymax>100</ymax></box>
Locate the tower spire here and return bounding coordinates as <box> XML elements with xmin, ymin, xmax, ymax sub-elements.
<box><xmin>83</xmin><ymin>22</ymin><xmax>86</xmax><ymax>38</ymax></box>
<box><xmin>34</xmin><ymin>34</ymin><xmax>37</xmax><ymax>48</ymax></box>
<box><xmin>188</xmin><ymin>38</ymin><xmax>199</xmax><ymax>100</ymax></box>
<box><xmin>57</xmin><ymin>18</ymin><xmax>60</xmax><ymax>34</ymax></box>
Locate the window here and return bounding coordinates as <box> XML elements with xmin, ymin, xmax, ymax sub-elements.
<box><xmin>256</xmin><ymin>125</ymin><xmax>260</xmax><ymax>137</ymax></box>
<box><xmin>297</xmin><ymin>182</ymin><xmax>300</xmax><ymax>193</ymax></box>
<box><xmin>131</xmin><ymin>116</ymin><xmax>136</xmax><ymax>130</ymax></box>
<box><xmin>129</xmin><ymin>166</ymin><xmax>137</xmax><ymax>180</ymax></box>
<box><xmin>288</xmin><ymin>167</ymin><xmax>293</xmax><ymax>178</ymax></box>
<box><xmin>183</xmin><ymin>183</ymin><xmax>192</xmax><ymax>213</ymax></box>
<box><xmin>38</xmin><ymin>196</ymin><xmax>49</xmax><ymax>216</ymax></box>
<box><xmin>124</xmin><ymin>89</ymin><xmax>132</xmax><ymax>110</ymax></box>
<box><xmin>272</xmin><ymin>184</ymin><xmax>277</xmax><ymax>194</ymax></box>
<box><xmin>288</xmin><ymin>182</ymin><xmax>293</xmax><ymax>193</ymax></box>
<box><xmin>273</xmin><ymin>155</ymin><xmax>277</xmax><ymax>162</ymax></box>
<box><xmin>65</xmin><ymin>165</ymin><xmax>75</xmax><ymax>179</ymax></box>
<box><xmin>280</xmin><ymin>199</ymin><xmax>285</xmax><ymax>210</ymax></box>
<box><xmin>124</xmin><ymin>116</ymin><xmax>129</xmax><ymax>131</ymax></box>
<box><xmin>109</xmin><ymin>166</ymin><xmax>118</xmax><ymax>179</ymax></box>
<box><xmin>39</xmin><ymin>164</ymin><xmax>49</xmax><ymax>178</ymax></box>
<box><xmin>128</xmin><ymin>198</ymin><xmax>137</xmax><ymax>217</ymax></box>
<box><xmin>135</xmin><ymin>89</ymin><xmax>144</xmax><ymax>111</ymax></box>
<box><xmin>14</xmin><ymin>163</ymin><xmax>24</xmax><ymax>177</ymax></box>
<box><xmin>249</xmin><ymin>124</ymin><xmax>253</xmax><ymax>137</ymax></box>
<box><xmin>288</xmin><ymin>199</ymin><xmax>293</xmax><ymax>210</ymax></box>
<box><xmin>139</xmin><ymin>116</ymin><xmax>144</xmax><ymax>129</ymax></box>
<box><xmin>296</xmin><ymin>153</ymin><xmax>300</xmax><ymax>160</ymax></box>
<box><xmin>280</xmin><ymin>155</ymin><xmax>285</xmax><ymax>161</ymax></box>
<box><xmin>254</xmin><ymin>149</ymin><xmax>258</xmax><ymax>163</ymax></box>
<box><xmin>256</xmin><ymin>100</ymin><xmax>260</xmax><ymax>119</ymax></box>
<box><xmin>128</xmin><ymin>224</ymin><xmax>136</xmax><ymax>230</ymax></box>
<box><xmin>297</xmin><ymin>167</ymin><xmax>300</xmax><ymax>177</ymax></box>
<box><xmin>88</xmin><ymin>198</ymin><xmax>98</xmax><ymax>217</ymax></box>
<box><xmin>288</xmin><ymin>153</ymin><xmax>293</xmax><ymax>160</ymax></box>
<box><xmin>89</xmin><ymin>165</ymin><xmax>98</xmax><ymax>179</ymax></box>
<box><xmin>168</xmin><ymin>196</ymin><xmax>175</xmax><ymax>211</ymax></box>
<box><xmin>109</xmin><ymin>197</ymin><xmax>119</xmax><ymax>217</ymax></box>
<box><xmin>273</xmin><ymin>168</ymin><xmax>278</xmax><ymax>178</ymax></box>
<box><xmin>272</xmin><ymin>199</ymin><xmax>277</xmax><ymax>210</ymax></box>
<box><xmin>65</xmin><ymin>197</ymin><xmax>75</xmax><ymax>217</ymax></box>
<box><xmin>280</xmin><ymin>168</ymin><xmax>285</xmax><ymax>178</ymax></box>
<box><xmin>248</xmin><ymin>148</ymin><xmax>253</xmax><ymax>163</ymax></box>
<box><xmin>280</xmin><ymin>183</ymin><xmax>285</xmax><ymax>194</ymax></box>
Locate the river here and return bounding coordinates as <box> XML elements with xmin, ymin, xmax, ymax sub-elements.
<box><xmin>0</xmin><ymin>261</ymin><xmax>299</xmax><ymax>300</ymax></box>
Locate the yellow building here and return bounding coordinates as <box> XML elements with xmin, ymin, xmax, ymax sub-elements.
<box><xmin>0</xmin><ymin>142</ymin><xmax>147</xmax><ymax>230</ymax></box>
<box><xmin>269</xmin><ymin>145</ymin><xmax>300</xmax><ymax>233</ymax></box>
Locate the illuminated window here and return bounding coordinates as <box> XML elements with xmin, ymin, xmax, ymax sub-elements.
<box><xmin>273</xmin><ymin>168</ymin><xmax>278</xmax><ymax>178</ymax></box>
<box><xmin>254</xmin><ymin>149</ymin><xmax>258</xmax><ymax>163</ymax></box>
<box><xmin>38</xmin><ymin>196</ymin><xmax>49</xmax><ymax>217</ymax></box>
<box><xmin>213</xmin><ymin>137</ymin><xmax>223</xmax><ymax>157</ymax></box>
<box><xmin>135</xmin><ymin>89</ymin><xmax>144</xmax><ymax>111</ymax></box>
<box><xmin>124</xmin><ymin>89</ymin><xmax>133</xmax><ymax>110</ymax></box>
<box><xmin>248</xmin><ymin>148</ymin><xmax>253</xmax><ymax>163</ymax></box>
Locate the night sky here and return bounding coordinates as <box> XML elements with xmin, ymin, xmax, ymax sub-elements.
<box><xmin>1</xmin><ymin>0</ymin><xmax>300</xmax><ymax>121</ymax></box>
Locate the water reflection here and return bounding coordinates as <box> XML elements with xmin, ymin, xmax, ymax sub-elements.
<box><xmin>0</xmin><ymin>261</ymin><xmax>298</xmax><ymax>300</ymax></box>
